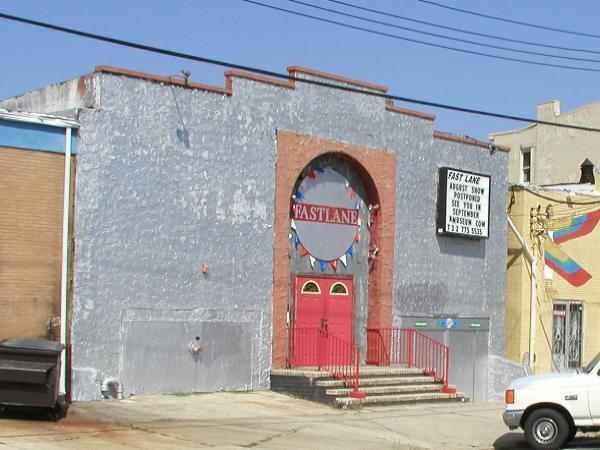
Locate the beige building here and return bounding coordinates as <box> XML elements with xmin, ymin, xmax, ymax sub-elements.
<box><xmin>491</xmin><ymin>100</ymin><xmax>600</xmax><ymax>185</ymax></box>
<box><xmin>507</xmin><ymin>179</ymin><xmax>600</xmax><ymax>373</ymax></box>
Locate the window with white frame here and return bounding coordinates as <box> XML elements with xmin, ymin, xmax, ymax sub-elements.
<box><xmin>521</xmin><ymin>146</ymin><xmax>533</xmax><ymax>183</ymax></box>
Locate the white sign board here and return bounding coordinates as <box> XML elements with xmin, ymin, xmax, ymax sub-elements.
<box><xmin>437</xmin><ymin>167</ymin><xmax>490</xmax><ymax>239</ymax></box>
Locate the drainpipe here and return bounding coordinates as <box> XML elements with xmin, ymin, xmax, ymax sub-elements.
<box><xmin>507</xmin><ymin>217</ymin><xmax>537</xmax><ymax>373</ymax></box>
<box><xmin>60</xmin><ymin>127</ymin><xmax>72</xmax><ymax>395</ymax></box>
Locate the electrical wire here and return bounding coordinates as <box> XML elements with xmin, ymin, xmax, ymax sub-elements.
<box><xmin>294</xmin><ymin>0</ymin><xmax>600</xmax><ymax>64</ymax></box>
<box><xmin>244</xmin><ymin>0</ymin><xmax>600</xmax><ymax>73</ymax></box>
<box><xmin>415</xmin><ymin>0</ymin><xmax>600</xmax><ymax>40</ymax></box>
<box><xmin>3</xmin><ymin>10</ymin><xmax>600</xmax><ymax>133</ymax></box>
<box><xmin>326</xmin><ymin>0</ymin><xmax>600</xmax><ymax>56</ymax></box>
<box><xmin>518</xmin><ymin>185</ymin><xmax>600</xmax><ymax>205</ymax></box>
<box><xmin>537</xmin><ymin>297</ymin><xmax>559</xmax><ymax>372</ymax></box>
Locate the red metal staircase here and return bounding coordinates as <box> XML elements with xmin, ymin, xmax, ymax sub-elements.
<box><xmin>276</xmin><ymin>327</ymin><xmax>459</xmax><ymax>406</ymax></box>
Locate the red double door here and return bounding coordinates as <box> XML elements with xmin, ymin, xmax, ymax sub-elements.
<box><xmin>292</xmin><ymin>276</ymin><xmax>354</xmax><ymax>366</ymax></box>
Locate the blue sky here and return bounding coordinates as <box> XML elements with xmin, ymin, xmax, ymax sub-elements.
<box><xmin>2</xmin><ymin>0</ymin><xmax>600</xmax><ymax>140</ymax></box>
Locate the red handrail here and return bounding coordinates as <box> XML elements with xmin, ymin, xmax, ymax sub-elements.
<box><xmin>366</xmin><ymin>328</ymin><xmax>451</xmax><ymax>390</ymax></box>
<box><xmin>288</xmin><ymin>327</ymin><xmax>365</xmax><ymax>399</ymax></box>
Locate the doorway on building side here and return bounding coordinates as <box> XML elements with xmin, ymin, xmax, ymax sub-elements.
<box><xmin>552</xmin><ymin>301</ymin><xmax>583</xmax><ymax>371</ymax></box>
<box><xmin>291</xmin><ymin>276</ymin><xmax>354</xmax><ymax>367</ymax></box>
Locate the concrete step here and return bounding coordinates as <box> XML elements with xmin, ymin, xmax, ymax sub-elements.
<box><xmin>358</xmin><ymin>367</ymin><xmax>426</xmax><ymax>377</ymax></box>
<box><xmin>334</xmin><ymin>391</ymin><xmax>465</xmax><ymax>408</ymax></box>
<box><xmin>326</xmin><ymin>383</ymin><xmax>444</xmax><ymax>396</ymax></box>
<box><xmin>270</xmin><ymin>368</ymin><xmax>332</xmax><ymax>378</ymax></box>
<box><xmin>271</xmin><ymin>366</ymin><xmax>425</xmax><ymax>379</ymax></box>
<box><xmin>316</xmin><ymin>375</ymin><xmax>435</xmax><ymax>388</ymax></box>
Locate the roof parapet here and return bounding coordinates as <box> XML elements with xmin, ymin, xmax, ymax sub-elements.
<box><xmin>434</xmin><ymin>130</ymin><xmax>510</xmax><ymax>152</ymax></box>
<box><xmin>95</xmin><ymin>65</ymin><xmax>232</xmax><ymax>95</ymax></box>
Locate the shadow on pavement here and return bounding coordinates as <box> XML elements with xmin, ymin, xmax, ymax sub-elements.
<box><xmin>0</xmin><ymin>406</ymin><xmax>55</xmax><ymax>422</ymax></box>
<box><xmin>494</xmin><ymin>431</ymin><xmax>600</xmax><ymax>450</ymax></box>
<box><xmin>493</xmin><ymin>432</ymin><xmax>528</xmax><ymax>450</ymax></box>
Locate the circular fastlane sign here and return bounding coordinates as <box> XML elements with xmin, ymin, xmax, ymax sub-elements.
<box><xmin>292</xmin><ymin>168</ymin><xmax>358</xmax><ymax>262</ymax></box>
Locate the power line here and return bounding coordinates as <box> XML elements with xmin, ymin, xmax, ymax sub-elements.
<box><xmin>2</xmin><ymin>10</ymin><xmax>600</xmax><ymax>134</ymax></box>
<box><xmin>243</xmin><ymin>0</ymin><xmax>600</xmax><ymax>73</ymax></box>
<box><xmin>519</xmin><ymin>185</ymin><xmax>600</xmax><ymax>205</ymax></box>
<box><xmin>286</xmin><ymin>0</ymin><xmax>600</xmax><ymax>65</ymax></box>
<box><xmin>415</xmin><ymin>0</ymin><xmax>600</xmax><ymax>40</ymax></box>
<box><xmin>326</xmin><ymin>0</ymin><xmax>600</xmax><ymax>57</ymax></box>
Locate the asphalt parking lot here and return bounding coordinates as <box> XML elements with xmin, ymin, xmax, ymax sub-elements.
<box><xmin>1</xmin><ymin>391</ymin><xmax>600</xmax><ymax>449</ymax></box>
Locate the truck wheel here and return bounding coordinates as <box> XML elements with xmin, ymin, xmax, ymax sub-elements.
<box><xmin>524</xmin><ymin>408</ymin><xmax>569</xmax><ymax>450</ymax></box>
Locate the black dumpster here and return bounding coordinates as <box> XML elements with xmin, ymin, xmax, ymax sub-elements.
<box><xmin>0</xmin><ymin>339</ymin><xmax>68</xmax><ymax>420</ymax></box>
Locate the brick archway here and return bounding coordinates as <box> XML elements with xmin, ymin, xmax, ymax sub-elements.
<box><xmin>272</xmin><ymin>130</ymin><xmax>396</xmax><ymax>368</ymax></box>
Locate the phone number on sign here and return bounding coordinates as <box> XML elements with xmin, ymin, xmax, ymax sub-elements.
<box><xmin>446</xmin><ymin>224</ymin><xmax>483</xmax><ymax>235</ymax></box>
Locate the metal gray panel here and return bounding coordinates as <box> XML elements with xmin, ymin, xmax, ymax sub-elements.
<box><xmin>474</xmin><ymin>330</ymin><xmax>489</xmax><ymax>402</ymax></box>
<box><xmin>122</xmin><ymin>320</ymin><xmax>253</xmax><ymax>395</ymax></box>
<box><xmin>423</xmin><ymin>330</ymin><xmax>446</xmax><ymax>345</ymax></box>
<box><xmin>448</xmin><ymin>331</ymin><xmax>475</xmax><ymax>401</ymax></box>
<box><xmin>123</xmin><ymin>321</ymin><xmax>196</xmax><ymax>394</ymax></box>
<box><xmin>400</xmin><ymin>315</ymin><xmax>489</xmax><ymax>402</ymax></box>
<box><xmin>399</xmin><ymin>315</ymin><xmax>490</xmax><ymax>332</ymax></box>
<box><xmin>446</xmin><ymin>329</ymin><xmax>489</xmax><ymax>403</ymax></box>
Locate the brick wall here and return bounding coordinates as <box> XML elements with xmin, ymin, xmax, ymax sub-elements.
<box><xmin>0</xmin><ymin>146</ymin><xmax>65</xmax><ymax>340</ymax></box>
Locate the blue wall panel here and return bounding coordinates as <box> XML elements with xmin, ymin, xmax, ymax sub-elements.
<box><xmin>0</xmin><ymin>119</ymin><xmax>77</xmax><ymax>154</ymax></box>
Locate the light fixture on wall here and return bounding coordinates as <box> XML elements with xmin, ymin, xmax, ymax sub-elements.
<box><xmin>188</xmin><ymin>336</ymin><xmax>204</xmax><ymax>353</ymax></box>
<box><xmin>180</xmin><ymin>70</ymin><xmax>191</xmax><ymax>85</ymax></box>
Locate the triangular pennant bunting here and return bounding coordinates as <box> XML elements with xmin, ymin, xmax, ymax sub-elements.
<box><xmin>339</xmin><ymin>254</ymin><xmax>347</xmax><ymax>267</ymax></box>
<box><xmin>319</xmin><ymin>260</ymin><xmax>328</xmax><ymax>271</ymax></box>
<box><xmin>299</xmin><ymin>245</ymin><xmax>309</xmax><ymax>257</ymax></box>
<box><xmin>347</xmin><ymin>246</ymin><xmax>354</xmax><ymax>257</ymax></box>
<box><xmin>290</xmin><ymin>219</ymin><xmax>297</xmax><ymax>231</ymax></box>
<box><xmin>294</xmin><ymin>234</ymin><xmax>301</xmax><ymax>245</ymax></box>
<box><xmin>309</xmin><ymin>255</ymin><xmax>316</xmax><ymax>268</ymax></box>
<box><xmin>330</xmin><ymin>260</ymin><xmax>337</xmax><ymax>271</ymax></box>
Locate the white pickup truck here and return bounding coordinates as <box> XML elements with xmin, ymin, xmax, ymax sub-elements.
<box><xmin>503</xmin><ymin>351</ymin><xmax>600</xmax><ymax>449</ymax></box>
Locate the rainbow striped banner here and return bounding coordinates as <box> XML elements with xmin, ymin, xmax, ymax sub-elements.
<box><xmin>553</xmin><ymin>209</ymin><xmax>600</xmax><ymax>244</ymax></box>
<box><xmin>544</xmin><ymin>241</ymin><xmax>591</xmax><ymax>287</ymax></box>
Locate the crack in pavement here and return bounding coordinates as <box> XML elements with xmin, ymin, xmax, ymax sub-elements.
<box><xmin>120</xmin><ymin>422</ymin><xmax>215</xmax><ymax>447</ymax></box>
<box><xmin>242</xmin><ymin>425</ymin><xmax>307</xmax><ymax>448</ymax></box>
